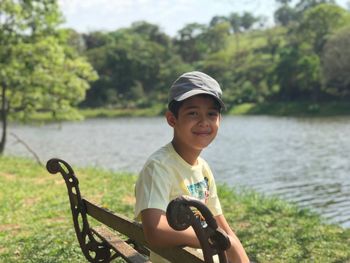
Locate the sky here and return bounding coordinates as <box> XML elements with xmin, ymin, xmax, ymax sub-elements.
<box><xmin>58</xmin><ymin>0</ymin><xmax>350</xmax><ymax>37</ymax></box>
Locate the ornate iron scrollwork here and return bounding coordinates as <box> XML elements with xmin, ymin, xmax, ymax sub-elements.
<box><xmin>166</xmin><ymin>196</ymin><xmax>231</xmax><ymax>263</ymax></box>
<box><xmin>46</xmin><ymin>158</ymin><xmax>116</xmax><ymax>262</ymax></box>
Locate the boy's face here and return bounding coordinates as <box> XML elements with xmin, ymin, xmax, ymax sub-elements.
<box><xmin>167</xmin><ymin>95</ymin><xmax>221</xmax><ymax>152</ymax></box>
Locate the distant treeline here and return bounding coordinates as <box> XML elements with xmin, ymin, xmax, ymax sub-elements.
<box><xmin>68</xmin><ymin>0</ymin><xmax>350</xmax><ymax>109</ymax></box>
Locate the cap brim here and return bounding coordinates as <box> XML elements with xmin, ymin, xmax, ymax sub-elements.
<box><xmin>174</xmin><ymin>89</ymin><xmax>226</xmax><ymax>109</ymax></box>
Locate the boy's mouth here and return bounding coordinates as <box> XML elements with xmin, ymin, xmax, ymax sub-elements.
<box><xmin>193</xmin><ymin>130</ymin><xmax>211</xmax><ymax>136</ymax></box>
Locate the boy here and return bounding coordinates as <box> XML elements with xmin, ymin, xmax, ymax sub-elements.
<box><xmin>134</xmin><ymin>71</ymin><xmax>249</xmax><ymax>263</ymax></box>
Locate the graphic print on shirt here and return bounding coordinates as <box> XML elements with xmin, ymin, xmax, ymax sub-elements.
<box><xmin>186</xmin><ymin>177</ymin><xmax>210</xmax><ymax>204</ymax></box>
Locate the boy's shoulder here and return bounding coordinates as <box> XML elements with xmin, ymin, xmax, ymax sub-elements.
<box><xmin>146</xmin><ymin>143</ymin><xmax>172</xmax><ymax>162</ymax></box>
<box><xmin>142</xmin><ymin>143</ymin><xmax>176</xmax><ymax>170</ymax></box>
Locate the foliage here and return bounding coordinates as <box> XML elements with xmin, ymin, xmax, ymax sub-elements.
<box><xmin>2</xmin><ymin>0</ymin><xmax>350</xmax><ymax>120</ymax></box>
<box><xmin>271</xmin><ymin>3</ymin><xmax>350</xmax><ymax>102</ymax></box>
<box><xmin>0</xmin><ymin>0</ymin><xmax>97</xmax><ymax>154</ymax></box>
<box><xmin>274</xmin><ymin>4</ymin><xmax>298</xmax><ymax>26</ymax></box>
<box><xmin>230</xmin><ymin>101</ymin><xmax>350</xmax><ymax>116</ymax></box>
<box><xmin>57</xmin><ymin>1</ymin><xmax>350</xmax><ymax>111</ymax></box>
<box><xmin>295</xmin><ymin>0</ymin><xmax>336</xmax><ymax>14</ymax></box>
<box><xmin>322</xmin><ymin>26</ymin><xmax>350</xmax><ymax>98</ymax></box>
<box><xmin>174</xmin><ymin>22</ymin><xmax>209</xmax><ymax>63</ymax></box>
<box><xmin>295</xmin><ymin>3</ymin><xmax>350</xmax><ymax>55</ymax></box>
<box><xmin>4</xmin><ymin>37</ymin><xmax>97</xmax><ymax>120</ymax></box>
<box><xmin>0</xmin><ymin>156</ymin><xmax>349</xmax><ymax>262</ymax></box>
<box><xmin>274</xmin><ymin>45</ymin><xmax>321</xmax><ymax>101</ymax></box>
<box><xmin>82</xmin><ymin>22</ymin><xmax>189</xmax><ymax>108</ymax></box>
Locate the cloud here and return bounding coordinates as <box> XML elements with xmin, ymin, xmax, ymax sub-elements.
<box><xmin>60</xmin><ymin>0</ymin><xmax>326</xmax><ymax>35</ymax></box>
<box><xmin>59</xmin><ymin>0</ymin><xmax>131</xmax><ymax>15</ymax></box>
<box><xmin>58</xmin><ymin>0</ymin><xmax>199</xmax><ymax>34</ymax></box>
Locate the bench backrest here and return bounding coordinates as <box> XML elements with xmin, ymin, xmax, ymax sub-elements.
<box><xmin>47</xmin><ymin>158</ymin><xmax>205</xmax><ymax>263</ymax></box>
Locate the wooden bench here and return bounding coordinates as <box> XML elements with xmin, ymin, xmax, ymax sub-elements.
<box><xmin>46</xmin><ymin>158</ymin><xmax>230</xmax><ymax>263</ymax></box>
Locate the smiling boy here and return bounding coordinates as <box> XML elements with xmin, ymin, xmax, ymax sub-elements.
<box><xmin>134</xmin><ymin>71</ymin><xmax>249</xmax><ymax>263</ymax></box>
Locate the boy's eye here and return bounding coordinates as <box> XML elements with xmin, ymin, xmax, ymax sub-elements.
<box><xmin>208</xmin><ymin>111</ymin><xmax>219</xmax><ymax>117</ymax></box>
<box><xmin>188</xmin><ymin>111</ymin><xmax>198</xmax><ymax>116</ymax></box>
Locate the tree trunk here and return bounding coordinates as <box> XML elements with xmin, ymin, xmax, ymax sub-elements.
<box><xmin>0</xmin><ymin>82</ymin><xmax>8</xmax><ymax>155</ymax></box>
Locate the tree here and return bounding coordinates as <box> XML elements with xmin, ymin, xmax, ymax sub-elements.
<box><xmin>130</xmin><ymin>21</ymin><xmax>170</xmax><ymax>47</ymax></box>
<box><xmin>228</xmin><ymin>12</ymin><xmax>242</xmax><ymax>52</ymax></box>
<box><xmin>0</xmin><ymin>0</ymin><xmax>97</xmax><ymax>154</ymax></box>
<box><xmin>240</xmin><ymin>12</ymin><xmax>259</xmax><ymax>31</ymax></box>
<box><xmin>274</xmin><ymin>44</ymin><xmax>321</xmax><ymax>101</ymax></box>
<box><xmin>209</xmin><ymin>16</ymin><xmax>228</xmax><ymax>27</ymax></box>
<box><xmin>65</xmin><ymin>29</ymin><xmax>86</xmax><ymax>54</ymax></box>
<box><xmin>322</xmin><ymin>26</ymin><xmax>350</xmax><ymax>98</ymax></box>
<box><xmin>272</xmin><ymin>3</ymin><xmax>350</xmax><ymax>102</ymax></box>
<box><xmin>228</xmin><ymin>12</ymin><xmax>242</xmax><ymax>34</ymax></box>
<box><xmin>201</xmin><ymin>22</ymin><xmax>230</xmax><ymax>53</ymax></box>
<box><xmin>274</xmin><ymin>5</ymin><xmax>298</xmax><ymax>26</ymax></box>
<box><xmin>175</xmin><ymin>23</ymin><xmax>208</xmax><ymax>63</ymax></box>
<box><xmin>83</xmin><ymin>26</ymin><xmax>186</xmax><ymax>108</ymax></box>
<box><xmin>295</xmin><ymin>0</ymin><xmax>335</xmax><ymax>13</ymax></box>
<box><xmin>4</xmin><ymin>37</ymin><xmax>97</xmax><ymax>117</ymax></box>
<box><xmin>83</xmin><ymin>31</ymin><xmax>114</xmax><ymax>49</ymax></box>
<box><xmin>296</xmin><ymin>3</ymin><xmax>350</xmax><ymax>55</ymax></box>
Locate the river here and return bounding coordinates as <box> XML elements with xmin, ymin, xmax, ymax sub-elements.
<box><xmin>5</xmin><ymin>116</ymin><xmax>350</xmax><ymax>228</ymax></box>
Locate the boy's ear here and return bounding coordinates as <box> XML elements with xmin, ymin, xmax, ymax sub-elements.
<box><xmin>165</xmin><ymin>110</ymin><xmax>176</xmax><ymax>127</ymax></box>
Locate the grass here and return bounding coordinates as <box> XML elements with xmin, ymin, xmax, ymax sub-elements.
<box><xmin>80</xmin><ymin>104</ymin><xmax>165</xmax><ymax>118</ymax></box>
<box><xmin>0</xmin><ymin>156</ymin><xmax>349</xmax><ymax>262</ymax></box>
<box><xmin>219</xmin><ymin>187</ymin><xmax>350</xmax><ymax>262</ymax></box>
<box><xmin>228</xmin><ymin>101</ymin><xmax>350</xmax><ymax>116</ymax></box>
<box><xmin>0</xmin><ymin>156</ymin><xmax>135</xmax><ymax>262</ymax></box>
<box><xmin>14</xmin><ymin>104</ymin><xmax>166</xmax><ymax>124</ymax></box>
<box><xmin>10</xmin><ymin>101</ymin><xmax>350</xmax><ymax>124</ymax></box>
<box><xmin>70</xmin><ymin>101</ymin><xmax>350</xmax><ymax>119</ymax></box>
<box><xmin>228</xmin><ymin>103</ymin><xmax>256</xmax><ymax>115</ymax></box>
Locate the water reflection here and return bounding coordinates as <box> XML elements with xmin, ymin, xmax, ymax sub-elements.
<box><xmin>6</xmin><ymin>116</ymin><xmax>350</xmax><ymax>228</ymax></box>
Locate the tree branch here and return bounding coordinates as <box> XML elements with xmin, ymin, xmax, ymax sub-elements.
<box><xmin>10</xmin><ymin>132</ymin><xmax>43</xmax><ymax>167</ymax></box>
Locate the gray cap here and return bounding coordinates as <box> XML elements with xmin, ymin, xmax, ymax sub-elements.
<box><xmin>168</xmin><ymin>71</ymin><xmax>225</xmax><ymax>109</ymax></box>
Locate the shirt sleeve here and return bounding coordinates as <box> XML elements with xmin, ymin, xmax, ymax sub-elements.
<box><xmin>134</xmin><ymin>160</ymin><xmax>172</xmax><ymax>220</ymax></box>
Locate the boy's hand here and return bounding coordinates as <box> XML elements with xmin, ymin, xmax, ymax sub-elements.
<box><xmin>215</xmin><ymin>214</ymin><xmax>250</xmax><ymax>263</ymax></box>
<box><xmin>141</xmin><ymin>208</ymin><xmax>201</xmax><ymax>248</ymax></box>
<box><xmin>225</xmin><ymin>235</ymin><xmax>250</xmax><ymax>263</ymax></box>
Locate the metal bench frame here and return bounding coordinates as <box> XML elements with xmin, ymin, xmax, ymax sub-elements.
<box><xmin>46</xmin><ymin>158</ymin><xmax>229</xmax><ymax>263</ymax></box>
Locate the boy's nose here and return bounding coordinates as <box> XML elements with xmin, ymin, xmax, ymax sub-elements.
<box><xmin>198</xmin><ymin>116</ymin><xmax>209</xmax><ymax>127</ymax></box>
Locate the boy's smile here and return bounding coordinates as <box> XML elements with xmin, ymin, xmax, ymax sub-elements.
<box><xmin>166</xmin><ymin>95</ymin><xmax>221</xmax><ymax>164</ymax></box>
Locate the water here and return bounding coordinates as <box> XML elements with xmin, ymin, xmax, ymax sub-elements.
<box><xmin>5</xmin><ymin>116</ymin><xmax>350</xmax><ymax>228</ymax></box>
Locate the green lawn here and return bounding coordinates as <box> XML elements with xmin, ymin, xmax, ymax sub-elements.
<box><xmin>0</xmin><ymin>156</ymin><xmax>349</xmax><ymax>262</ymax></box>
<box><xmin>228</xmin><ymin>101</ymin><xmax>350</xmax><ymax>116</ymax></box>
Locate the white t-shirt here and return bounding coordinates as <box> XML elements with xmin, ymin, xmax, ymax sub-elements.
<box><xmin>134</xmin><ymin>143</ymin><xmax>222</xmax><ymax>263</ymax></box>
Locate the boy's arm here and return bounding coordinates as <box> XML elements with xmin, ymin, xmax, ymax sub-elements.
<box><xmin>141</xmin><ymin>208</ymin><xmax>201</xmax><ymax>248</ymax></box>
<box><xmin>215</xmin><ymin>214</ymin><xmax>250</xmax><ymax>263</ymax></box>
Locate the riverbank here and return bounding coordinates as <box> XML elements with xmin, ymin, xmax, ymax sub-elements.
<box><xmin>22</xmin><ymin>101</ymin><xmax>350</xmax><ymax>123</ymax></box>
<box><xmin>229</xmin><ymin>101</ymin><xmax>350</xmax><ymax>116</ymax></box>
<box><xmin>0</xmin><ymin>156</ymin><xmax>349</xmax><ymax>262</ymax></box>
<box><xmin>80</xmin><ymin>101</ymin><xmax>350</xmax><ymax>118</ymax></box>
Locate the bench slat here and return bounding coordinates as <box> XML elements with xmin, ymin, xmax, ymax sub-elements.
<box><xmin>83</xmin><ymin>197</ymin><xmax>204</xmax><ymax>263</ymax></box>
<box><xmin>91</xmin><ymin>226</ymin><xmax>151</xmax><ymax>263</ymax></box>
